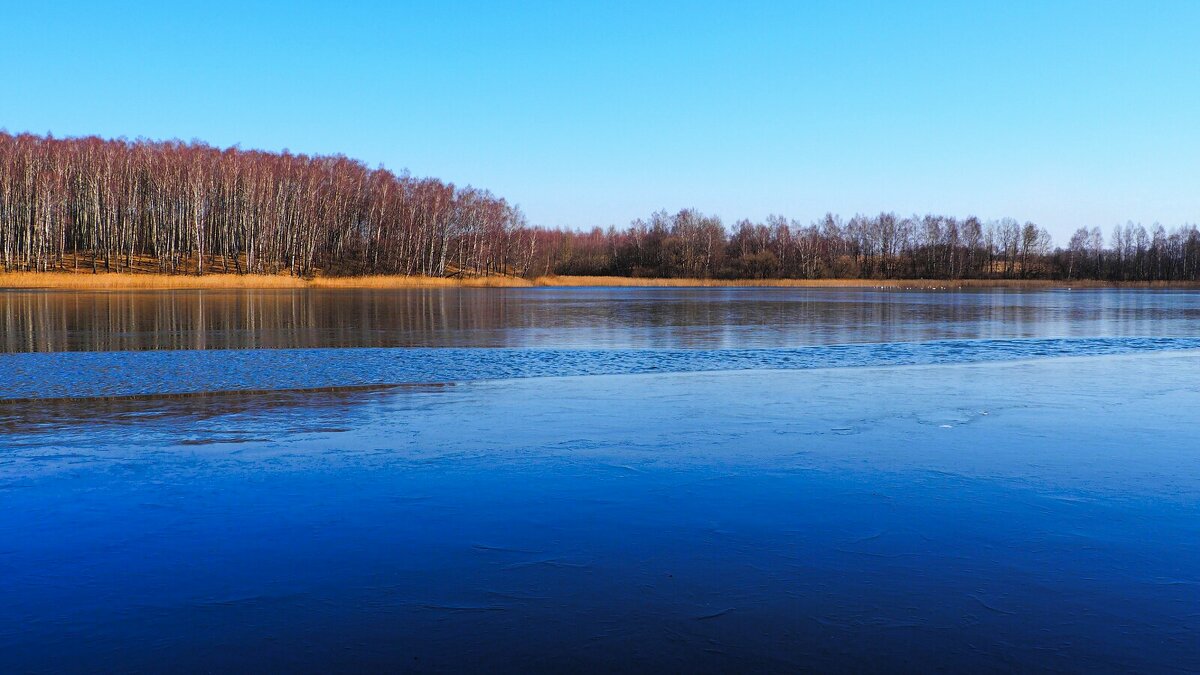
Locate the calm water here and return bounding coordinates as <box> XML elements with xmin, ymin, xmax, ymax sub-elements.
<box><xmin>3</xmin><ymin>287</ymin><xmax>1200</xmax><ymax>352</ymax></box>
<box><xmin>2</xmin><ymin>288</ymin><xmax>1199</xmax><ymax>672</ymax></box>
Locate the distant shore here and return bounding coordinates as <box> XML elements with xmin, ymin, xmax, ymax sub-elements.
<box><xmin>1</xmin><ymin>271</ymin><xmax>1198</xmax><ymax>291</ymax></box>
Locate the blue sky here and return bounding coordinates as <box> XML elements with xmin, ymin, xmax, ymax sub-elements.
<box><xmin>3</xmin><ymin>1</ymin><xmax>1198</xmax><ymax>241</ymax></box>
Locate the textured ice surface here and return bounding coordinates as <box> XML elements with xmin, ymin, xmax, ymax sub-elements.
<box><xmin>3</xmin><ymin>337</ymin><xmax>1200</xmax><ymax>400</ymax></box>
<box><xmin>2</xmin><ymin>352</ymin><xmax>1199</xmax><ymax>672</ymax></box>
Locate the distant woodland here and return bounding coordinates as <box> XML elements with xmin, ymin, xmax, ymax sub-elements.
<box><xmin>3</xmin><ymin>131</ymin><xmax>1200</xmax><ymax>281</ymax></box>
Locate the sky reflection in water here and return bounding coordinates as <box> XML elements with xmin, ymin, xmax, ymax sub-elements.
<box><xmin>1</xmin><ymin>289</ymin><xmax>1198</xmax><ymax>672</ymax></box>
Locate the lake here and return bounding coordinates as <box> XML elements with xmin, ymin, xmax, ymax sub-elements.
<box><xmin>2</xmin><ymin>288</ymin><xmax>1198</xmax><ymax>672</ymax></box>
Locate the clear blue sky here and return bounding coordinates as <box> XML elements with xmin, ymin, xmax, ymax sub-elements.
<box><xmin>3</xmin><ymin>1</ymin><xmax>1198</xmax><ymax>242</ymax></box>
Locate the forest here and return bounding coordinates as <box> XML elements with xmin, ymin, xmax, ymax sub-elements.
<box><xmin>3</xmin><ymin>131</ymin><xmax>1200</xmax><ymax>281</ymax></box>
<box><xmin>0</xmin><ymin>132</ymin><xmax>528</xmax><ymax>277</ymax></box>
<box><xmin>534</xmin><ymin>211</ymin><xmax>1200</xmax><ymax>281</ymax></box>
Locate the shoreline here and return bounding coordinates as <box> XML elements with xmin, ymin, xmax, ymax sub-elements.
<box><xmin>0</xmin><ymin>271</ymin><xmax>1197</xmax><ymax>291</ymax></box>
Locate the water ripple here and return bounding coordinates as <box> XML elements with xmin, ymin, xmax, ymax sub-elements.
<box><xmin>2</xmin><ymin>337</ymin><xmax>1199</xmax><ymax>401</ymax></box>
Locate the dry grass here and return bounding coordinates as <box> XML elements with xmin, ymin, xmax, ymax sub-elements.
<box><xmin>0</xmin><ymin>271</ymin><xmax>536</xmax><ymax>290</ymax></box>
<box><xmin>2</xmin><ymin>270</ymin><xmax>1197</xmax><ymax>291</ymax></box>
<box><xmin>309</xmin><ymin>275</ymin><xmax>534</xmax><ymax>289</ymax></box>
<box><xmin>0</xmin><ymin>271</ymin><xmax>308</xmax><ymax>290</ymax></box>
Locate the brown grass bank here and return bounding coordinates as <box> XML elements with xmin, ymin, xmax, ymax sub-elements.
<box><xmin>2</xmin><ymin>271</ymin><xmax>1198</xmax><ymax>291</ymax></box>
<box><xmin>0</xmin><ymin>271</ymin><xmax>535</xmax><ymax>290</ymax></box>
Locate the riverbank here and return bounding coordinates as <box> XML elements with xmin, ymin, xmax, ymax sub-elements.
<box><xmin>0</xmin><ymin>272</ymin><xmax>531</xmax><ymax>290</ymax></box>
<box><xmin>0</xmin><ymin>271</ymin><xmax>1197</xmax><ymax>290</ymax></box>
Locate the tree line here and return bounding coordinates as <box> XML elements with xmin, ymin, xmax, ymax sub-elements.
<box><xmin>0</xmin><ymin>131</ymin><xmax>531</xmax><ymax>277</ymax></box>
<box><xmin>533</xmin><ymin>211</ymin><xmax>1200</xmax><ymax>281</ymax></box>
<box><xmin>3</xmin><ymin>131</ymin><xmax>1199</xmax><ymax>281</ymax></box>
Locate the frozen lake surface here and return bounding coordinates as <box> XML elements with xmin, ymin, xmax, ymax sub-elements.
<box><xmin>1</xmin><ymin>288</ymin><xmax>1198</xmax><ymax>671</ymax></box>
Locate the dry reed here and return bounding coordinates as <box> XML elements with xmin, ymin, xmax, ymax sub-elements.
<box><xmin>2</xmin><ymin>271</ymin><xmax>1197</xmax><ymax>291</ymax></box>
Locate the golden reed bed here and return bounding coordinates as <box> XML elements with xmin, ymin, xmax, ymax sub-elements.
<box><xmin>0</xmin><ymin>272</ymin><xmax>529</xmax><ymax>290</ymax></box>
<box><xmin>0</xmin><ymin>271</ymin><xmax>1196</xmax><ymax>291</ymax></box>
